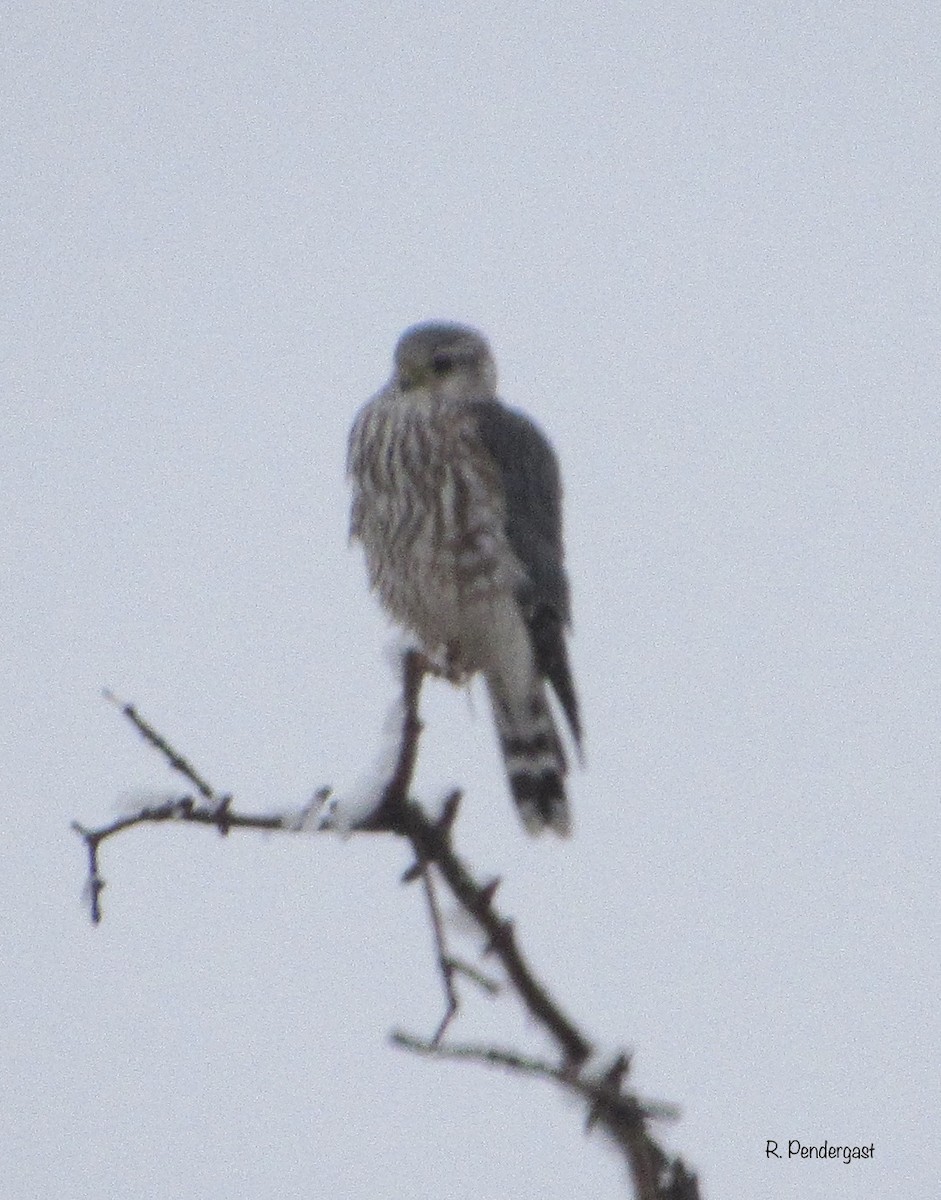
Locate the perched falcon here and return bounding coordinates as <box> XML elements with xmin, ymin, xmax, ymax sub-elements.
<box><xmin>348</xmin><ymin>322</ymin><xmax>581</xmax><ymax>835</ymax></box>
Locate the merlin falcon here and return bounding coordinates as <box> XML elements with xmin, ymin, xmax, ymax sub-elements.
<box><xmin>347</xmin><ymin>322</ymin><xmax>581</xmax><ymax>835</ymax></box>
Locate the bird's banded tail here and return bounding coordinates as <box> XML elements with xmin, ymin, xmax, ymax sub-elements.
<box><xmin>488</xmin><ymin>678</ymin><xmax>570</xmax><ymax>836</ymax></box>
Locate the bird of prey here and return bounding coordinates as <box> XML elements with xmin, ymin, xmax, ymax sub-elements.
<box><xmin>347</xmin><ymin>322</ymin><xmax>581</xmax><ymax>835</ymax></box>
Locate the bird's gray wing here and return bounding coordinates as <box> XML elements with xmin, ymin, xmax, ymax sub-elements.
<box><xmin>470</xmin><ymin>398</ymin><xmax>581</xmax><ymax>747</ymax></box>
<box><xmin>470</xmin><ymin>399</ymin><xmax>569</xmax><ymax>620</ymax></box>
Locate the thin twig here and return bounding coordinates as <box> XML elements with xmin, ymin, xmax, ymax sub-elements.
<box><xmin>419</xmin><ymin>863</ymin><xmax>459</xmax><ymax>1044</ymax></box>
<box><xmin>71</xmin><ymin>797</ymin><xmax>289</xmax><ymax>924</ymax></box>
<box><xmin>447</xmin><ymin>958</ymin><xmax>500</xmax><ymax>995</ymax></box>
<box><xmin>390</xmin><ymin>1032</ymin><xmax>677</xmax><ymax>1121</ymax></box>
<box><xmin>102</xmin><ymin>690</ymin><xmax>216</xmax><ymax>800</ymax></box>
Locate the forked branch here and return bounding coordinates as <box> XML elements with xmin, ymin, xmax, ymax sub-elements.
<box><xmin>73</xmin><ymin>653</ymin><xmax>700</xmax><ymax>1199</ymax></box>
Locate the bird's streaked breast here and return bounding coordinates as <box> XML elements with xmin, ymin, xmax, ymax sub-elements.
<box><xmin>348</xmin><ymin>394</ymin><xmax>525</xmax><ymax>658</ymax></box>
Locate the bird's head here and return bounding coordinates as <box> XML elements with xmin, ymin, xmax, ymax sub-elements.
<box><xmin>392</xmin><ymin>322</ymin><xmax>497</xmax><ymax>402</ymax></box>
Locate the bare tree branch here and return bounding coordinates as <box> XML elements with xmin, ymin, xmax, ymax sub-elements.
<box><xmin>389</xmin><ymin>1032</ymin><xmax>681</xmax><ymax>1121</ymax></box>
<box><xmin>389</xmin><ymin>1034</ymin><xmax>697</xmax><ymax>1200</ymax></box>
<box><xmin>74</xmin><ymin>653</ymin><xmax>702</xmax><ymax>1199</ymax></box>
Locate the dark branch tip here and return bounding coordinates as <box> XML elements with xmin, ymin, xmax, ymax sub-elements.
<box><xmin>401</xmin><ymin>860</ymin><xmax>424</xmax><ymax>884</ymax></box>
<box><xmin>213</xmin><ymin>795</ymin><xmax>233</xmax><ymax>836</ymax></box>
<box><xmin>602</xmin><ymin>1051</ymin><xmax>631</xmax><ymax>1088</ymax></box>
<box><xmin>479</xmin><ymin>876</ymin><xmax>501</xmax><ymax>905</ymax></box>
<box><xmin>436</xmin><ymin>790</ymin><xmax>462</xmax><ymax>832</ymax></box>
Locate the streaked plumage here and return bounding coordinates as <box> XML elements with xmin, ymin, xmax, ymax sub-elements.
<box><xmin>348</xmin><ymin>322</ymin><xmax>580</xmax><ymax>834</ymax></box>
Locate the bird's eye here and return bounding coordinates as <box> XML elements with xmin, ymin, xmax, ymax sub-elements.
<box><xmin>431</xmin><ymin>353</ymin><xmax>453</xmax><ymax>375</ymax></box>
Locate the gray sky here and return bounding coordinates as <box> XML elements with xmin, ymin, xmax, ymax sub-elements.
<box><xmin>3</xmin><ymin>3</ymin><xmax>938</xmax><ymax>1197</ymax></box>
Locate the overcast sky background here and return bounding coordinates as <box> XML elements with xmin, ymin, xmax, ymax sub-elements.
<box><xmin>3</xmin><ymin>3</ymin><xmax>938</xmax><ymax>1197</ymax></box>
